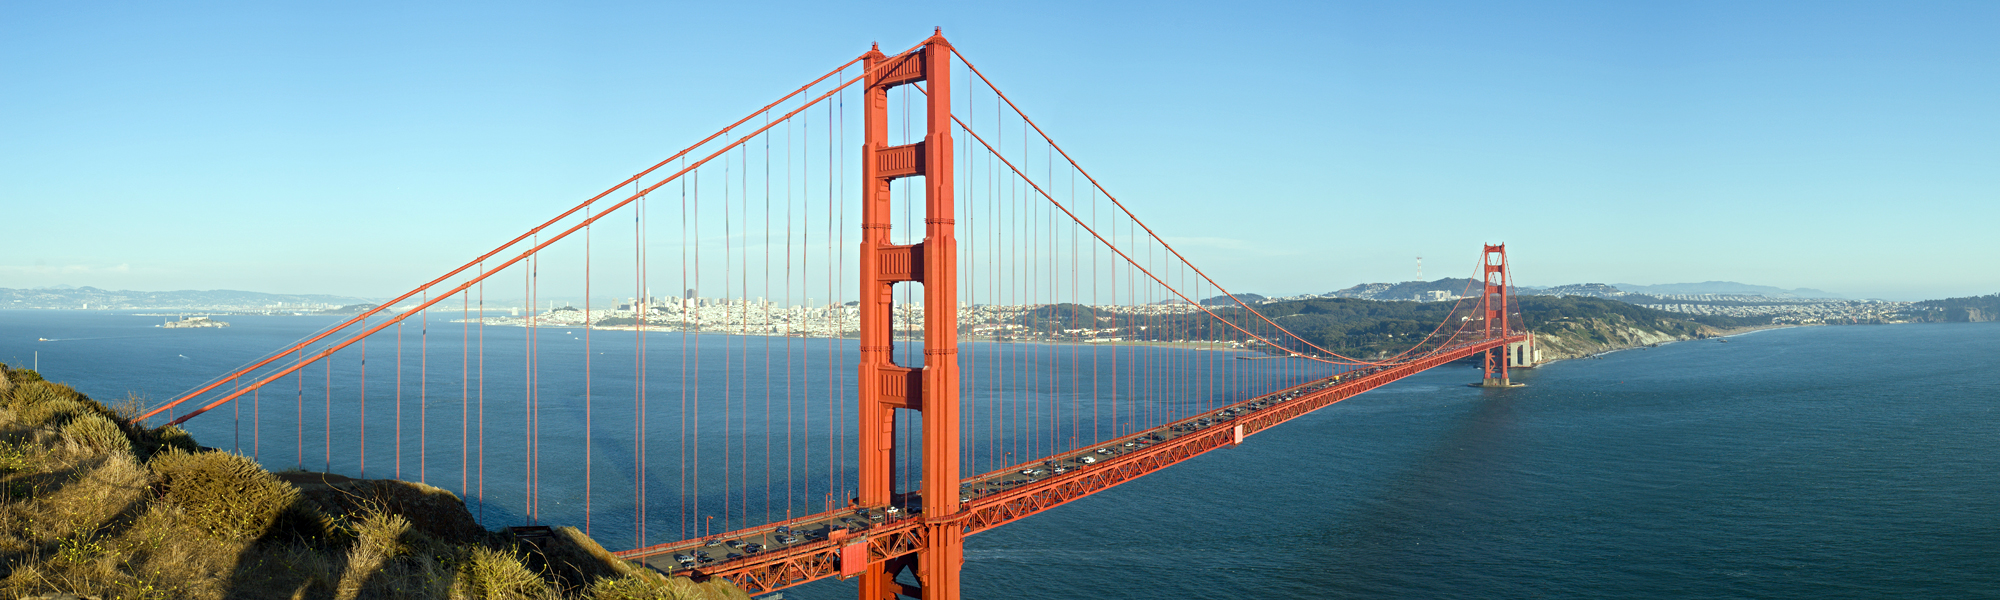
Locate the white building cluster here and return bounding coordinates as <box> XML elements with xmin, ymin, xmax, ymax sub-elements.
<box><xmin>1638</xmin><ymin>299</ymin><xmax>1913</xmax><ymax>324</ymax></box>
<box><xmin>458</xmin><ymin>298</ymin><xmax>1210</xmax><ymax>342</ymax></box>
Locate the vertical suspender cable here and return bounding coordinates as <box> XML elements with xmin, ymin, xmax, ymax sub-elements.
<box><xmin>296</xmin><ymin>368</ymin><xmax>304</xmax><ymax>469</ymax></box>
<box><xmin>528</xmin><ymin>246</ymin><xmax>536</xmax><ymax>516</ymax></box>
<box><xmin>421</xmin><ymin>291</ymin><xmax>428</xmax><ymax>483</ymax></box>
<box><xmin>742</xmin><ymin>129</ymin><xmax>753</xmax><ymax>526</ymax></box>
<box><xmin>324</xmin><ymin>360</ymin><xmax>331</xmax><ymax>471</ymax></box>
<box><xmin>722</xmin><ymin>137</ymin><xmax>734</xmax><ymax>534</ymax></box>
<box><xmin>477</xmin><ymin>264</ymin><xmax>486</xmax><ymax>519</ymax></box>
<box><xmin>462</xmin><ymin>288</ymin><xmax>469</xmax><ymax>498</ymax></box>
<box><xmin>786</xmin><ymin>105</ymin><xmax>797</xmax><ymax>523</ymax></box>
<box><xmin>765</xmin><ymin>111</ymin><xmax>775</xmax><ymax>526</ymax></box>
<box><xmin>681</xmin><ymin>164</ymin><xmax>693</xmax><ymax>541</ymax></box>
<box><xmin>827</xmin><ymin>91</ymin><xmax>841</xmax><ymax>507</ymax></box>
<box><xmin>584</xmin><ymin>204</ymin><xmax>593</xmax><ymax>535</ymax></box>
<box><xmin>635</xmin><ymin>174</ymin><xmax>647</xmax><ymax>546</ymax></box>
<box><xmin>397</xmin><ymin>319</ymin><xmax>403</xmax><ymax>479</ymax></box>
<box><xmin>639</xmin><ymin>176</ymin><xmax>651</xmax><ymax>545</ymax></box>
<box><xmin>361</xmin><ymin>327</ymin><xmax>368</xmax><ymax>477</ymax></box>
<box><xmin>525</xmin><ymin>249</ymin><xmax>533</xmax><ymax>521</ymax></box>
<box><xmin>1090</xmin><ymin>181</ymin><xmax>1099</xmax><ymax>448</ymax></box>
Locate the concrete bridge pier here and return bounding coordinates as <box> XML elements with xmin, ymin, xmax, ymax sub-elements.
<box><xmin>1476</xmin><ymin>340</ymin><xmax>1534</xmax><ymax>388</ymax></box>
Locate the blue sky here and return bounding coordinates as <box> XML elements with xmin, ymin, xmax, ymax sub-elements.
<box><xmin>3</xmin><ymin>1</ymin><xmax>1994</xmax><ymax>301</ymax></box>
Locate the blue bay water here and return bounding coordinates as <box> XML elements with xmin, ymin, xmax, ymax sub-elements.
<box><xmin>4</xmin><ymin>311</ymin><xmax>1996</xmax><ymax>598</ymax></box>
<box><xmin>0</xmin><ymin>310</ymin><xmax>1334</xmax><ymax>551</ymax></box>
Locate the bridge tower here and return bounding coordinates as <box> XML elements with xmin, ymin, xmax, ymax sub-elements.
<box><xmin>1479</xmin><ymin>244</ymin><xmax>1521</xmax><ymax>388</ymax></box>
<box><xmin>856</xmin><ymin>31</ymin><xmax>963</xmax><ymax>600</ymax></box>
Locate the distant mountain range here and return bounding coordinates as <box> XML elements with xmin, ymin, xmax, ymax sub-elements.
<box><xmin>2</xmin><ymin>287</ymin><xmax>375</xmax><ymax>310</ymax></box>
<box><xmin>1257</xmin><ymin>280</ymin><xmax>1848</xmax><ymax>303</ymax></box>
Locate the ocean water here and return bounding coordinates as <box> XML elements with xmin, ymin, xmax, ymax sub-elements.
<box><xmin>4</xmin><ymin>312</ymin><xmax>1997</xmax><ymax>598</ymax></box>
<box><xmin>0</xmin><ymin>310</ymin><xmax>1337</xmax><ymax>549</ymax></box>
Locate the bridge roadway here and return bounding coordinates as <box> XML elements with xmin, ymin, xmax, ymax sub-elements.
<box><xmin>615</xmin><ymin>335</ymin><xmax>1527</xmax><ymax>593</ymax></box>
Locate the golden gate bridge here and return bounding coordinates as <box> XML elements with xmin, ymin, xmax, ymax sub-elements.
<box><xmin>137</xmin><ymin>31</ymin><xmax>1530</xmax><ymax>600</ymax></box>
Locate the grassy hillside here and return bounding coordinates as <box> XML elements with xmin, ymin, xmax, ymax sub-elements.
<box><xmin>1004</xmin><ymin>296</ymin><xmax>1769</xmax><ymax>360</ymax></box>
<box><xmin>1173</xmin><ymin>296</ymin><xmax>1766</xmax><ymax>359</ymax></box>
<box><xmin>1513</xmin><ymin>295</ymin><xmax>1769</xmax><ymax>360</ymax></box>
<box><xmin>0</xmin><ymin>364</ymin><xmax>747</xmax><ymax>600</ymax></box>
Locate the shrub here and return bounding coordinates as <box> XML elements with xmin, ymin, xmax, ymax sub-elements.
<box><xmin>586</xmin><ymin>576</ymin><xmax>750</xmax><ymax>600</ymax></box>
<box><xmin>305</xmin><ymin>477</ymin><xmax>485</xmax><ymax>544</ymax></box>
<box><xmin>0</xmin><ymin>364</ymin><xmax>46</xmax><ymax>386</ymax></box>
<box><xmin>148</xmin><ymin>448</ymin><xmax>309</xmax><ymax>541</ymax></box>
<box><xmin>132</xmin><ymin>424</ymin><xmax>200</xmax><ymax>461</ymax></box>
<box><xmin>15</xmin><ymin>401</ymin><xmax>78</xmax><ymax>430</ymax></box>
<box><xmin>332</xmin><ymin>508</ymin><xmax>417</xmax><ymax>599</ymax></box>
<box><xmin>456</xmin><ymin>545</ymin><xmax>553</xmax><ymax>600</ymax></box>
<box><xmin>62</xmin><ymin>413</ymin><xmax>133</xmax><ymax>454</ymax></box>
<box><xmin>585</xmin><ymin>575</ymin><xmax>678</xmax><ymax>600</ymax></box>
<box><xmin>8</xmin><ymin>381</ymin><xmax>119</xmax><ymax>428</ymax></box>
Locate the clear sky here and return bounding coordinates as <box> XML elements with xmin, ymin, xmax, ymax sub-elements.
<box><xmin>3</xmin><ymin>1</ymin><xmax>1994</xmax><ymax>301</ymax></box>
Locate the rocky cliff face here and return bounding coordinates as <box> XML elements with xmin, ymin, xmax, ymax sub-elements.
<box><xmin>1900</xmin><ymin>293</ymin><xmax>2000</xmax><ymax>323</ymax></box>
<box><xmin>1951</xmin><ymin>307</ymin><xmax>1992</xmax><ymax>322</ymax></box>
<box><xmin>1530</xmin><ymin>314</ymin><xmax>1728</xmax><ymax>361</ymax></box>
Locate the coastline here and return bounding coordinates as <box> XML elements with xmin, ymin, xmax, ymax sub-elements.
<box><xmin>1533</xmin><ymin>323</ymin><xmax>1807</xmax><ymax>367</ymax></box>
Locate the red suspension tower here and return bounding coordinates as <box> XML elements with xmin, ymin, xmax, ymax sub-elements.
<box><xmin>1478</xmin><ymin>243</ymin><xmax>1521</xmax><ymax>388</ymax></box>
<box><xmin>855</xmin><ymin>31</ymin><xmax>963</xmax><ymax>600</ymax></box>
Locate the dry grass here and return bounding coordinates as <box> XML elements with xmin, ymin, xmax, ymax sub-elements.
<box><xmin>456</xmin><ymin>546</ymin><xmax>555</xmax><ymax>600</ymax></box>
<box><xmin>0</xmin><ymin>363</ymin><xmax>747</xmax><ymax>600</ymax></box>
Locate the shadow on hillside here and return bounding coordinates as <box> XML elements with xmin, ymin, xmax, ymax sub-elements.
<box><xmin>219</xmin><ymin>471</ymin><xmax>501</xmax><ymax>599</ymax></box>
<box><xmin>217</xmin><ymin>488</ymin><xmax>352</xmax><ymax>599</ymax></box>
<box><xmin>0</xmin><ymin>479</ymin><xmax>150</xmax><ymax>582</ymax></box>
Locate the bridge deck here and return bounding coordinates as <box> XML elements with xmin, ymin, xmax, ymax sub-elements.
<box><xmin>614</xmin><ymin>336</ymin><xmax>1523</xmax><ymax>593</ymax></box>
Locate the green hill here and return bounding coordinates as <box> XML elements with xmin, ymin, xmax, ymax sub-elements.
<box><xmin>1010</xmin><ymin>296</ymin><xmax>1769</xmax><ymax>361</ymax></box>
<box><xmin>1236</xmin><ymin>295</ymin><xmax>1767</xmax><ymax>360</ymax></box>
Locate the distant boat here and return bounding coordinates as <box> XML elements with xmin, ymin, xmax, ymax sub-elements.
<box><xmin>37</xmin><ymin>337</ymin><xmax>51</xmax><ymax>342</ymax></box>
